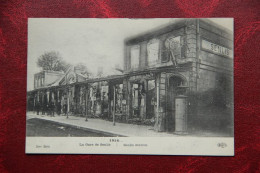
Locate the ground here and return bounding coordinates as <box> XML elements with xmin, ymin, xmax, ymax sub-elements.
<box><xmin>26</xmin><ymin>112</ymin><xmax>232</xmax><ymax>137</ymax></box>
<box><xmin>26</xmin><ymin>118</ymin><xmax>110</xmax><ymax>137</ymax></box>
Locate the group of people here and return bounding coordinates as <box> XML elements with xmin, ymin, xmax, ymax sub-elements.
<box><xmin>34</xmin><ymin>100</ymin><xmax>68</xmax><ymax>117</ymax></box>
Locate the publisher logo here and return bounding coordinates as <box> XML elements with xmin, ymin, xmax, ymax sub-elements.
<box><xmin>217</xmin><ymin>142</ymin><xmax>227</xmax><ymax>148</ymax></box>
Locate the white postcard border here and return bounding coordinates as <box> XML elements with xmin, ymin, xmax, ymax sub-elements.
<box><xmin>26</xmin><ymin>137</ymin><xmax>234</xmax><ymax>156</ymax></box>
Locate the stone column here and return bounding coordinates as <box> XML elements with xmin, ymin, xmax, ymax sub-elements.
<box><xmin>154</xmin><ymin>74</ymin><xmax>161</xmax><ymax>131</ymax></box>
<box><xmin>154</xmin><ymin>73</ymin><xmax>167</xmax><ymax>132</ymax></box>
<box><xmin>139</xmin><ymin>79</ymin><xmax>147</xmax><ymax>120</ymax></box>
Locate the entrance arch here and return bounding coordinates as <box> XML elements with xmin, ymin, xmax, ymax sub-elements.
<box><xmin>166</xmin><ymin>74</ymin><xmax>188</xmax><ymax>132</ymax></box>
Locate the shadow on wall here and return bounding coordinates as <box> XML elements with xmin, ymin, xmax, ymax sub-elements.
<box><xmin>188</xmin><ymin>74</ymin><xmax>233</xmax><ymax>136</ymax></box>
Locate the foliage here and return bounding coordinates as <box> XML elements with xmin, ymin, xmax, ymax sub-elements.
<box><xmin>37</xmin><ymin>51</ymin><xmax>71</xmax><ymax>72</ymax></box>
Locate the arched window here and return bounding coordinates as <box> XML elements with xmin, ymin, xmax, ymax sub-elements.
<box><xmin>147</xmin><ymin>39</ymin><xmax>160</xmax><ymax>66</ymax></box>
<box><xmin>130</xmin><ymin>45</ymin><xmax>140</xmax><ymax>69</ymax></box>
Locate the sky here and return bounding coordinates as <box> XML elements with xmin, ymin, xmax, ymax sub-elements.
<box><xmin>27</xmin><ymin>18</ymin><xmax>233</xmax><ymax>91</ymax></box>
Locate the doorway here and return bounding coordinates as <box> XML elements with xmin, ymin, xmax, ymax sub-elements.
<box><xmin>167</xmin><ymin>76</ymin><xmax>185</xmax><ymax>132</ymax></box>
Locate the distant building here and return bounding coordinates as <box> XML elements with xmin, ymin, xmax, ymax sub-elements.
<box><xmin>34</xmin><ymin>71</ymin><xmax>64</xmax><ymax>89</ymax></box>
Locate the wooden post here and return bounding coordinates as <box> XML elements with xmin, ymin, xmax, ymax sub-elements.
<box><xmin>143</xmin><ymin>80</ymin><xmax>148</xmax><ymax>119</ymax></box>
<box><xmin>85</xmin><ymin>85</ymin><xmax>88</xmax><ymax>121</ymax></box>
<box><xmin>156</xmin><ymin>76</ymin><xmax>160</xmax><ymax>120</ymax></box>
<box><xmin>108</xmin><ymin>83</ymin><xmax>111</xmax><ymax>119</ymax></box>
<box><xmin>128</xmin><ymin>82</ymin><xmax>133</xmax><ymax>119</ymax></box>
<box><xmin>113</xmin><ymin>85</ymin><xmax>116</xmax><ymax>126</ymax></box>
<box><xmin>67</xmin><ymin>87</ymin><xmax>69</xmax><ymax>118</ymax></box>
<box><xmin>123</xmin><ymin>79</ymin><xmax>128</xmax><ymax>121</ymax></box>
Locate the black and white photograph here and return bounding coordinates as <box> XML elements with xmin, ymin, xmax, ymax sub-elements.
<box><xmin>26</xmin><ymin>18</ymin><xmax>234</xmax><ymax>155</ymax></box>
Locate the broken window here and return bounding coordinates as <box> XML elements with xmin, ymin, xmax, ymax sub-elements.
<box><xmin>130</xmin><ymin>45</ymin><xmax>140</xmax><ymax>69</ymax></box>
<box><xmin>147</xmin><ymin>39</ymin><xmax>160</xmax><ymax>66</ymax></box>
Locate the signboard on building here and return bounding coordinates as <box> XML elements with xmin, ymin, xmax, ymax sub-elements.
<box><xmin>201</xmin><ymin>39</ymin><xmax>233</xmax><ymax>58</ymax></box>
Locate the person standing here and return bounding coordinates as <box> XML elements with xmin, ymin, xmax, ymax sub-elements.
<box><xmin>46</xmin><ymin>103</ymin><xmax>50</xmax><ymax>116</ymax></box>
<box><xmin>42</xmin><ymin>100</ymin><xmax>46</xmax><ymax>115</ymax></box>
<box><xmin>64</xmin><ymin>103</ymin><xmax>68</xmax><ymax>118</ymax></box>
<box><xmin>36</xmin><ymin>101</ymin><xmax>40</xmax><ymax>115</ymax></box>
<box><xmin>50</xmin><ymin>101</ymin><xmax>55</xmax><ymax>117</ymax></box>
<box><xmin>57</xmin><ymin>100</ymin><xmax>61</xmax><ymax>115</ymax></box>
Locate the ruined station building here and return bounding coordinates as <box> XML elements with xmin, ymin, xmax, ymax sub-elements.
<box><xmin>27</xmin><ymin>19</ymin><xmax>233</xmax><ymax>135</ymax></box>
<box><xmin>122</xmin><ymin>19</ymin><xmax>233</xmax><ymax>134</ymax></box>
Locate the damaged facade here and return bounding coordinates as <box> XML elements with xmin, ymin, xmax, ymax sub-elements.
<box><xmin>27</xmin><ymin>19</ymin><xmax>233</xmax><ymax>135</ymax></box>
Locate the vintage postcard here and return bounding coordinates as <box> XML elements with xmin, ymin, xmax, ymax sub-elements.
<box><xmin>26</xmin><ymin>18</ymin><xmax>234</xmax><ymax>155</ymax></box>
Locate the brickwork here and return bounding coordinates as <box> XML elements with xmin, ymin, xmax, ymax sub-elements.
<box><xmin>186</xmin><ymin>22</ymin><xmax>198</xmax><ymax>92</ymax></box>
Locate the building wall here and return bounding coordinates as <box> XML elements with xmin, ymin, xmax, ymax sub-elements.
<box><xmin>44</xmin><ymin>71</ymin><xmax>63</xmax><ymax>86</ymax></box>
<box><xmin>124</xmin><ymin>27</ymin><xmax>188</xmax><ymax>72</ymax></box>
<box><xmin>34</xmin><ymin>71</ymin><xmax>44</xmax><ymax>89</ymax></box>
<box><xmin>124</xmin><ymin>20</ymin><xmax>196</xmax><ymax>132</ymax></box>
<box><xmin>188</xmin><ymin>19</ymin><xmax>233</xmax><ymax>133</ymax></box>
<box><xmin>124</xmin><ymin>19</ymin><xmax>233</xmax><ymax>133</ymax></box>
<box><xmin>34</xmin><ymin>71</ymin><xmax>63</xmax><ymax>89</ymax></box>
<box><xmin>186</xmin><ymin>20</ymin><xmax>197</xmax><ymax>92</ymax></box>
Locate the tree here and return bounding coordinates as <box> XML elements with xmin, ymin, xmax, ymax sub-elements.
<box><xmin>37</xmin><ymin>51</ymin><xmax>71</xmax><ymax>72</ymax></box>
